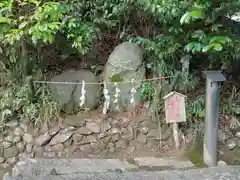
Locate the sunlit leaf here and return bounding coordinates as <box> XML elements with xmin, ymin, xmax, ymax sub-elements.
<box><xmin>19</xmin><ymin>21</ymin><xmax>28</xmax><ymax>29</ymax></box>
<box><xmin>202</xmin><ymin>44</ymin><xmax>214</xmax><ymax>52</ymax></box>
<box><xmin>0</xmin><ymin>17</ymin><xmax>12</xmax><ymax>24</ymax></box>
<box><xmin>209</xmin><ymin>36</ymin><xmax>232</xmax><ymax>44</ymax></box>
<box><xmin>180</xmin><ymin>10</ymin><xmax>205</xmax><ymax>24</ymax></box>
<box><xmin>191</xmin><ymin>30</ymin><xmax>206</xmax><ymax>41</ymax></box>
<box><xmin>213</xmin><ymin>43</ymin><xmax>223</xmax><ymax>51</ymax></box>
<box><xmin>202</xmin><ymin>43</ymin><xmax>223</xmax><ymax>52</ymax></box>
<box><xmin>189</xmin><ymin>10</ymin><xmax>205</xmax><ymax>19</ymax></box>
<box><xmin>180</xmin><ymin>12</ymin><xmax>190</xmax><ymax>24</ymax></box>
<box><xmin>184</xmin><ymin>42</ymin><xmax>202</xmax><ymax>53</ymax></box>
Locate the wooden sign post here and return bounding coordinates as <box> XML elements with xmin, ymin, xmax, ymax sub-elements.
<box><xmin>163</xmin><ymin>91</ymin><xmax>187</xmax><ymax>150</ymax></box>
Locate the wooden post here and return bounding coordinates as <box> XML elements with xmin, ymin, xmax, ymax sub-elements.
<box><xmin>167</xmin><ymin>71</ymin><xmax>182</xmax><ymax>150</ymax></box>
<box><xmin>172</xmin><ymin>122</ymin><xmax>180</xmax><ymax>150</ymax></box>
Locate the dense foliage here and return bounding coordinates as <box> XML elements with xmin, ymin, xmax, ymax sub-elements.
<box><xmin>0</xmin><ymin>0</ymin><xmax>240</xmax><ymax>126</ymax></box>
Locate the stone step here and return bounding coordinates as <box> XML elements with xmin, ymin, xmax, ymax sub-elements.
<box><xmin>133</xmin><ymin>157</ymin><xmax>195</xmax><ymax>170</ymax></box>
<box><xmin>4</xmin><ymin>166</ymin><xmax>240</xmax><ymax>180</ymax></box>
<box><xmin>11</xmin><ymin>158</ymin><xmax>137</xmax><ymax>176</ymax></box>
<box><xmin>11</xmin><ymin>157</ymin><xmax>195</xmax><ymax>176</ymax></box>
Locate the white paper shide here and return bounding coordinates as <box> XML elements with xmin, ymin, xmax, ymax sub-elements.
<box><xmin>103</xmin><ymin>82</ymin><xmax>110</xmax><ymax>114</ymax></box>
<box><xmin>113</xmin><ymin>82</ymin><xmax>121</xmax><ymax>110</ymax></box>
<box><xmin>130</xmin><ymin>79</ymin><xmax>136</xmax><ymax>107</ymax></box>
<box><xmin>79</xmin><ymin>81</ymin><xmax>86</xmax><ymax>107</ymax></box>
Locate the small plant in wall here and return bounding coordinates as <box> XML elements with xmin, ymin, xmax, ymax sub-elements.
<box><xmin>139</xmin><ymin>82</ymin><xmax>155</xmax><ymax>103</ymax></box>
<box><xmin>91</xmin><ymin>64</ymin><xmax>102</xmax><ymax>76</ymax></box>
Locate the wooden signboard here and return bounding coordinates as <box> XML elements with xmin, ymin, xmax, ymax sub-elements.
<box><xmin>163</xmin><ymin>91</ymin><xmax>186</xmax><ymax>123</ymax></box>
<box><xmin>163</xmin><ymin>91</ymin><xmax>187</xmax><ymax>150</ymax></box>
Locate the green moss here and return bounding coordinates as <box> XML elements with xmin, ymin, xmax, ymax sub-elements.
<box><xmin>185</xmin><ymin>141</ymin><xmax>205</xmax><ymax>168</ymax></box>
<box><xmin>186</xmin><ymin>141</ymin><xmax>240</xmax><ymax>167</ymax></box>
<box><xmin>109</xmin><ymin>74</ymin><xmax>123</xmax><ymax>82</ymax></box>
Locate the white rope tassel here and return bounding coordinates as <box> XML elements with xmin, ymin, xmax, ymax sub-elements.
<box><xmin>130</xmin><ymin>79</ymin><xmax>136</xmax><ymax>107</ymax></box>
<box><xmin>79</xmin><ymin>81</ymin><xmax>86</xmax><ymax>107</ymax></box>
<box><xmin>113</xmin><ymin>82</ymin><xmax>121</xmax><ymax>110</ymax></box>
<box><xmin>103</xmin><ymin>82</ymin><xmax>110</xmax><ymax>114</ymax></box>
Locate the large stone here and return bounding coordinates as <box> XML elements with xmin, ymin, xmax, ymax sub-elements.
<box><xmin>77</xmin><ymin>137</ymin><xmax>91</xmax><ymax>145</ymax></box>
<box><xmin>12</xmin><ymin>136</ymin><xmax>21</xmax><ymax>144</ymax></box>
<box><xmin>107</xmin><ymin>143</ymin><xmax>115</xmax><ymax>149</ymax></box>
<box><xmin>3</xmin><ymin>146</ymin><xmax>19</xmax><ymax>159</ymax></box>
<box><xmin>107</xmin><ymin>127</ymin><xmax>121</xmax><ymax>135</ymax></box>
<box><xmin>79</xmin><ymin>144</ymin><xmax>93</xmax><ymax>154</ymax></box>
<box><xmin>218</xmin><ymin>160</ymin><xmax>227</xmax><ymax>167</ymax></box>
<box><xmin>111</xmin><ymin>134</ymin><xmax>120</xmax><ymax>142</ymax></box>
<box><xmin>97</xmin><ymin>133</ymin><xmax>106</xmax><ymax>139</ymax></box>
<box><xmin>16</xmin><ymin>142</ymin><xmax>25</xmax><ymax>153</ymax></box>
<box><xmin>136</xmin><ymin>133</ymin><xmax>147</xmax><ymax>144</ymax></box>
<box><xmin>63</xmin><ymin>137</ymin><xmax>73</xmax><ymax>148</ymax></box>
<box><xmin>51</xmin><ymin>144</ymin><xmax>64</xmax><ymax>152</ymax></box>
<box><xmin>48</xmin><ymin>70</ymin><xmax>101</xmax><ymax>112</ymax></box>
<box><xmin>5</xmin><ymin>119</ymin><xmax>19</xmax><ymax>129</ymax></box>
<box><xmin>26</xmin><ymin>144</ymin><xmax>33</xmax><ymax>153</ymax></box>
<box><xmin>87</xmin><ymin>135</ymin><xmax>97</xmax><ymax>143</ymax></box>
<box><xmin>6</xmin><ymin>157</ymin><xmax>18</xmax><ymax>165</ymax></box>
<box><xmin>49</xmin><ymin>126</ymin><xmax>60</xmax><ymax>136</ymax></box>
<box><xmin>86</xmin><ymin>122</ymin><xmax>101</xmax><ymax>133</ymax></box>
<box><xmin>147</xmin><ymin>129</ymin><xmax>159</xmax><ymax>139</ymax></box>
<box><xmin>103</xmin><ymin>42</ymin><xmax>145</xmax><ymax>111</ymax></box>
<box><xmin>17</xmin><ymin>153</ymin><xmax>31</xmax><ymax>161</ymax></box>
<box><xmin>73</xmin><ymin>134</ymin><xmax>83</xmax><ymax>144</ymax></box>
<box><xmin>49</xmin><ymin>132</ymin><xmax>73</xmax><ymax>146</ymax></box>
<box><xmin>103</xmin><ymin>136</ymin><xmax>112</xmax><ymax>144</ymax></box>
<box><xmin>115</xmin><ymin>140</ymin><xmax>129</xmax><ymax>149</ymax></box>
<box><xmin>45</xmin><ymin>146</ymin><xmax>52</xmax><ymax>152</ymax></box>
<box><xmin>43</xmin><ymin>152</ymin><xmax>56</xmax><ymax>158</ymax></box>
<box><xmin>60</xmin><ymin>126</ymin><xmax>76</xmax><ymax>134</ymax></box>
<box><xmin>33</xmin><ymin>146</ymin><xmax>44</xmax><ymax>157</ymax></box>
<box><xmin>100</xmin><ymin>119</ymin><xmax>112</xmax><ymax>132</ymax></box>
<box><xmin>120</xmin><ymin>117</ymin><xmax>130</xmax><ymax>128</ymax></box>
<box><xmin>76</xmin><ymin>127</ymin><xmax>92</xmax><ymax>135</ymax></box>
<box><xmin>2</xmin><ymin>141</ymin><xmax>12</xmax><ymax>149</ymax></box>
<box><xmin>23</xmin><ymin>133</ymin><xmax>34</xmax><ymax>144</ymax></box>
<box><xmin>95</xmin><ymin>140</ymin><xmax>107</xmax><ymax>150</ymax></box>
<box><xmin>138</xmin><ymin>127</ymin><xmax>149</xmax><ymax>134</ymax></box>
<box><xmin>35</xmin><ymin>133</ymin><xmax>52</xmax><ymax>146</ymax></box>
<box><xmin>5</xmin><ymin>135</ymin><xmax>14</xmax><ymax>143</ymax></box>
<box><xmin>19</xmin><ymin>123</ymin><xmax>28</xmax><ymax>133</ymax></box>
<box><xmin>13</xmin><ymin>127</ymin><xmax>24</xmax><ymax>137</ymax></box>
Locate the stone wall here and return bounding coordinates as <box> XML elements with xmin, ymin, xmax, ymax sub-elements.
<box><xmin>0</xmin><ymin>116</ymin><xmax>173</xmax><ymax>168</ymax></box>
